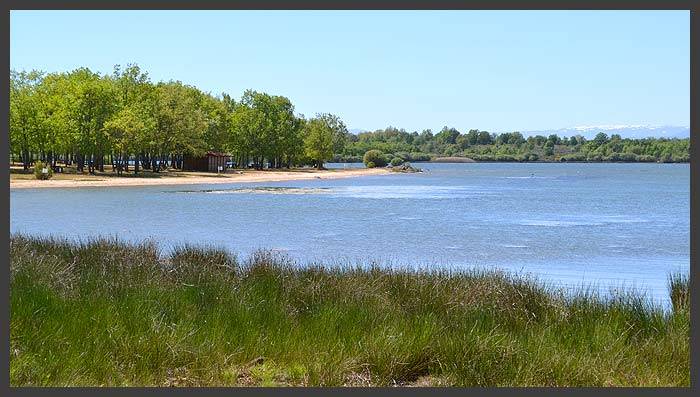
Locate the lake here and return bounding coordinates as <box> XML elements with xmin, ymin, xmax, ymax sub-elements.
<box><xmin>10</xmin><ymin>162</ymin><xmax>689</xmax><ymax>307</ymax></box>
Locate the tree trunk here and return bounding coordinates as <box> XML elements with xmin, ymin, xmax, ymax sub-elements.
<box><xmin>77</xmin><ymin>153</ymin><xmax>84</xmax><ymax>173</ymax></box>
<box><xmin>22</xmin><ymin>149</ymin><xmax>29</xmax><ymax>170</ymax></box>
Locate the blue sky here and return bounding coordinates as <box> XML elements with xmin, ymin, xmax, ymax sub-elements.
<box><xmin>10</xmin><ymin>10</ymin><xmax>689</xmax><ymax>132</ymax></box>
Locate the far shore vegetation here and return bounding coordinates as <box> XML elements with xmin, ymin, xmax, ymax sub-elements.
<box><xmin>10</xmin><ymin>235</ymin><xmax>689</xmax><ymax>387</ymax></box>
<box><xmin>338</xmin><ymin>126</ymin><xmax>689</xmax><ymax>165</ymax></box>
<box><xmin>11</xmin><ymin>64</ymin><xmax>689</xmax><ymax>182</ymax></box>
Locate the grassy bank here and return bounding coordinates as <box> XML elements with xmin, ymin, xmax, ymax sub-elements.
<box><xmin>10</xmin><ymin>235</ymin><xmax>689</xmax><ymax>387</ymax></box>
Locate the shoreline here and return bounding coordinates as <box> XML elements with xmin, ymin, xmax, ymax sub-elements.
<box><xmin>337</xmin><ymin>159</ymin><xmax>690</xmax><ymax>164</ymax></box>
<box><xmin>9</xmin><ymin>167</ymin><xmax>390</xmax><ymax>190</ymax></box>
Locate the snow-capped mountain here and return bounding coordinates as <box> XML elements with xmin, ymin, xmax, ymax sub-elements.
<box><xmin>348</xmin><ymin>128</ymin><xmax>369</xmax><ymax>134</ymax></box>
<box><xmin>521</xmin><ymin>125</ymin><xmax>690</xmax><ymax>139</ymax></box>
<box><xmin>347</xmin><ymin>124</ymin><xmax>690</xmax><ymax>139</ymax></box>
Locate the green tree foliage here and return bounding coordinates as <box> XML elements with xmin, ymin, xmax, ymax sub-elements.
<box><xmin>304</xmin><ymin>116</ymin><xmax>336</xmax><ymax>170</ymax></box>
<box><xmin>10</xmin><ymin>70</ymin><xmax>44</xmax><ymax>169</ymax></box>
<box><xmin>9</xmin><ymin>64</ymin><xmax>689</xmax><ymax>172</ymax></box>
<box><xmin>337</xmin><ymin>125</ymin><xmax>690</xmax><ymax>164</ymax></box>
<box><xmin>10</xmin><ymin>64</ymin><xmax>347</xmax><ymax>174</ymax></box>
<box><xmin>435</xmin><ymin>126</ymin><xmax>460</xmax><ymax>145</ymax></box>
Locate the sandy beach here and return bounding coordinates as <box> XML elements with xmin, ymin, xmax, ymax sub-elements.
<box><xmin>10</xmin><ymin>167</ymin><xmax>391</xmax><ymax>189</ymax></box>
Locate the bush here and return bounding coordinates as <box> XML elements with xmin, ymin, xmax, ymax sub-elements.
<box><xmin>495</xmin><ymin>154</ymin><xmax>516</xmax><ymax>162</ymax></box>
<box><xmin>408</xmin><ymin>152</ymin><xmax>431</xmax><ymax>162</ymax></box>
<box><xmin>390</xmin><ymin>157</ymin><xmax>405</xmax><ymax>166</ymax></box>
<box><xmin>363</xmin><ymin>150</ymin><xmax>387</xmax><ymax>167</ymax></box>
<box><xmin>560</xmin><ymin>153</ymin><xmax>586</xmax><ymax>162</ymax></box>
<box><xmin>472</xmin><ymin>154</ymin><xmax>495</xmax><ymax>162</ymax></box>
<box><xmin>395</xmin><ymin>152</ymin><xmax>411</xmax><ymax>161</ymax></box>
<box><xmin>33</xmin><ymin>161</ymin><xmax>54</xmax><ymax>180</ymax></box>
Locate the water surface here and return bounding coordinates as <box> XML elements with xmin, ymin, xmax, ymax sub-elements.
<box><xmin>11</xmin><ymin>163</ymin><xmax>689</xmax><ymax>306</ymax></box>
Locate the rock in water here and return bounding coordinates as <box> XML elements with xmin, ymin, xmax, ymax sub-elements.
<box><xmin>390</xmin><ymin>162</ymin><xmax>422</xmax><ymax>173</ymax></box>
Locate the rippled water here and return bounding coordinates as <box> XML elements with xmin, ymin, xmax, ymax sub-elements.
<box><xmin>10</xmin><ymin>163</ymin><xmax>689</xmax><ymax>306</ymax></box>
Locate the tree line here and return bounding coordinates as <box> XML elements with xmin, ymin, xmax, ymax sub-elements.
<box><xmin>11</xmin><ymin>64</ymin><xmax>689</xmax><ymax>174</ymax></box>
<box><xmin>10</xmin><ymin>64</ymin><xmax>349</xmax><ymax>173</ymax></box>
<box><xmin>337</xmin><ymin>126</ymin><xmax>690</xmax><ymax>163</ymax></box>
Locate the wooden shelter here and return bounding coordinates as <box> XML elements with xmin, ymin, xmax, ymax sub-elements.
<box><xmin>182</xmin><ymin>151</ymin><xmax>231</xmax><ymax>173</ymax></box>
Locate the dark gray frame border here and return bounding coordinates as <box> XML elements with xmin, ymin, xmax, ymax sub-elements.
<box><xmin>1</xmin><ymin>1</ymin><xmax>696</xmax><ymax>396</ymax></box>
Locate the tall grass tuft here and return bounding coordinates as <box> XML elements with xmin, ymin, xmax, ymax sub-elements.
<box><xmin>9</xmin><ymin>235</ymin><xmax>689</xmax><ymax>387</ymax></box>
<box><xmin>669</xmin><ymin>272</ymin><xmax>689</xmax><ymax>313</ymax></box>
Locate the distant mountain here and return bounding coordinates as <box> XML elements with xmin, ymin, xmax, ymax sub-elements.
<box><xmin>348</xmin><ymin>128</ymin><xmax>368</xmax><ymax>134</ymax></box>
<box><xmin>521</xmin><ymin>125</ymin><xmax>690</xmax><ymax>140</ymax></box>
<box><xmin>349</xmin><ymin>124</ymin><xmax>690</xmax><ymax>139</ymax></box>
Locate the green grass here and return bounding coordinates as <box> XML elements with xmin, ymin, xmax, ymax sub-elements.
<box><xmin>10</xmin><ymin>234</ymin><xmax>689</xmax><ymax>387</ymax></box>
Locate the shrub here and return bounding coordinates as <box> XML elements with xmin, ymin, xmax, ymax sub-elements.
<box><xmin>395</xmin><ymin>152</ymin><xmax>411</xmax><ymax>161</ymax></box>
<box><xmin>495</xmin><ymin>154</ymin><xmax>516</xmax><ymax>162</ymax></box>
<box><xmin>33</xmin><ymin>161</ymin><xmax>54</xmax><ymax>180</ymax></box>
<box><xmin>390</xmin><ymin>157</ymin><xmax>405</xmax><ymax>167</ymax></box>
<box><xmin>472</xmin><ymin>154</ymin><xmax>494</xmax><ymax>162</ymax></box>
<box><xmin>408</xmin><ymin>152</ymin><xmax>431</xmax><ymax>162</ymax></box>
<box><xmin>363</xmin><ymin>150</ymin><xmax>387</xmax><ymax>167</ymax></box>
<box><xmin>620</xmin><ymin>153</ymin><xmax>638</xmax><ymax>162</ymax></box>
<box><xmin>560</xmin><ymin>153</ymin><xmax>585</xmax><ymax>162</ymax></box>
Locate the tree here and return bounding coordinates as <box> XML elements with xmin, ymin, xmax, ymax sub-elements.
<box><xmin>465</xmin><ymin>129</ymin><xmax>479</xmax><ymax>146</ymax></box>
<box><xmin>104</xmin><ymin>106</ymin><xmax>153</xmax><ymax>174</ymax></box>
<box><xmin>477</xmin><ymin>130</ymin><xmax>493</xmax><ymax>145</ymax></box>
<box><xmin>10</xmin><ymin>70</ymin><xmax>44</xmax><ymax>169</ymax></box>
<box><xmin>435</xmin><ymin>126</ymin><xmax>460</xmax><ymax>145</ymax></box>
<box><xmin>65</xmin><ymin>67</ymin><xmax>117</xmax><ymax>173</ymax></box>
<box><xmin>544</xmin><ymin>141</ymin><xmax>555</xmax><ymax>156</ymax></box>
<box><xmin>547</xmin><ymin>134</ymin><xmax>561</xmax><ymax>145</ymax></box>
<box><xmin>304</xmin><ymin>116</ymin><xmax>335</xmax><ymax>170</ymax></box>
<box><xmin>229</xmin><ymin>90</ymin><xmax>270</xmax><ymax>169</ymax></box>
<box><xmin>154</xmin><ymin>81</ymin><xmax>207</xmax><ymax>169</ymax></box>
<box><xmin>110</xmin><ymin>63</ymin><xmax>155</xmax><ymax>172</ymax></box>
<box><xmin>593</xmin><ymin>132</ymin><xmax>609</xmax><ymax>146</ymax></box>
<box><xmin>317</xmin><ymin>113</ymin><xmax>348</xmax><ymax>154</ymax></box>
